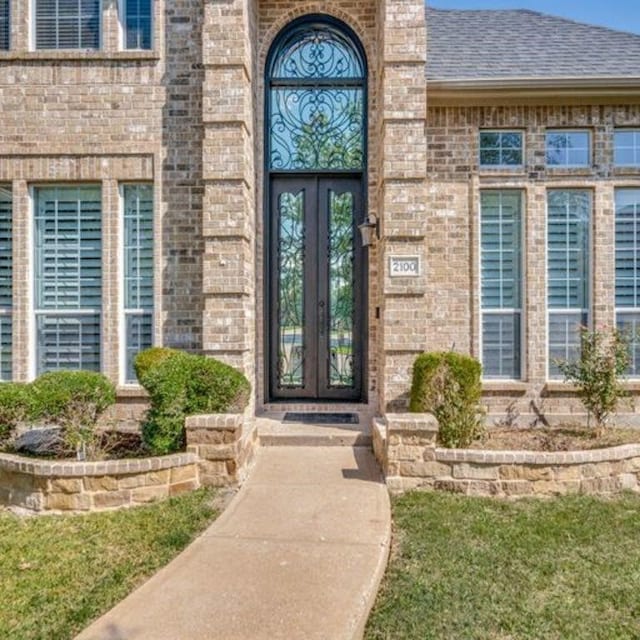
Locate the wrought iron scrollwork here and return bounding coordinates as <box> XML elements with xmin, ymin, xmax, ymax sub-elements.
<box><xmin>268</xmin><ymin>23</ymin><xmax>365</xmax><ymax>172</ymax></box>
<box><xmin>271</xmin><ymin>26</ymin><xmax>364</xmax><ymax>79</ymax></box>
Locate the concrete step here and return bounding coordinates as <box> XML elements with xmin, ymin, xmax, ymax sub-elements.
<box><xmin>257</xmin><ymin>414</ymin><xmax>372</xmax><ymax>447</ymax></box>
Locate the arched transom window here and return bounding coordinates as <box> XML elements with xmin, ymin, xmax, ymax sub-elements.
<box><xmin>267</xmin><ymin>17</ymin><xmax>366</xmax><ymax>171</ymax></box>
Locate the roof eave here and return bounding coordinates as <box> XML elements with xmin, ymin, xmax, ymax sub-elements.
<box><xmin>427</xmin><ymin>76</ymin><xmax>640</xmax><ymax>105</ymax></box>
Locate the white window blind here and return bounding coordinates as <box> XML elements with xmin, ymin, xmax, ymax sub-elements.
<box><xmin>124</xmin><ymin>0</ymin><xmax>151</xmax><ymax>49</ymax></box>
<box><xmin>123</xmin><ymin>184</ymin><xmax>153</xmax><ymax>382</ymax></box>
<box><xmin>481</xmin><ymin>190</ymin><xmax>522</xmax><ymax>379</ymax></box>
<box><xmin>547</xmin><ymin>190</ymin><xmax>590</xmax><ymax>377</ymax></box>
<box><xmin>0</xmin><ymin>186</ymin><xmax>12</xmax><ymax>381</ymax></box>
<box><xmin>615</xmin><ymin>189</ymin><xmax>640</xmax><ymax>376</ymax></box>
<box><xmin>35</xmin><ymin>0</ymin><xmax>100</xmax><ymax>50</ymax></box>
<box><xmin>35</xmin><ymin>186</ymin><xmax>102</xmax><ymax>373</ymax></box>
<box><xmin>0</xmin><ymin>0</ymin><xmax>9</xmax><ymax>50</ymax></box>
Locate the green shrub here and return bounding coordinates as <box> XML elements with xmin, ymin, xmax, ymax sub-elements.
<box><xmin>410</xmin><ymin>352</ymin><xmax>484</xmax><ymax>448</ymax></box>
<box><xmin>133</xmin><ymin>347</ymin><xmax>180</xmax><ymax>385</ymax></box>
<box><xmin>30</xmin><ymin>371</ymin><xmax>117</xmax><ymax>456</ymax></box>
<box><xmin>0</xmin><ymin>383</ymin><xmax>32</xmax><ymax>442</ymax></box>
<box><xmin>555</xmin><ymin>326</ymin><xmax>630</xmax><ymax>435</ymax></box>
<box><xmin>140</xmin><ymin>351</ymin><xmax>250</xmax><ymax>455</ymax></box>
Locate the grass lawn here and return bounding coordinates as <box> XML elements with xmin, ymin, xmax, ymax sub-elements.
<box><xmin>0</xmin><ymin>488</ymin><xmax>219</xmax><ymax>640</ymax></box>
<box><xmin>365</xmin><ymin>492</ymin><xmax>640</xmax><ymax>640</ymax></box>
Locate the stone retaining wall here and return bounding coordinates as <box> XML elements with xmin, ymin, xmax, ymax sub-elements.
<box><xmin>381</xmin><ymin>414</ymin><xmax>640</xmax><ymax>497</ymax></box>
<box><xmin>0</xmin><ymin>453</ymin><xmax>199</xmax><ymax>513</ymax></box>
<box><xmin>186</xmin><ymin>411</ymin><xmax>257</xmax><ymax>487</ymax></box>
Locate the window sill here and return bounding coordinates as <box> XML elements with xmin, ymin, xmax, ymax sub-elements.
<box><xmin>478</xmin><ymin>166</ymin><xmax>526</xmax><ymax>174</ymax></box>
<box><xmin>482</xmin><ymin>380</ymin><xmax>528</xmax><ymax>393</ymax></box>
<box><xmin>545</xmin><ymin>380</ymin><xmax>640</xmax><ymax>394</ymax></box>
<box><xmin>116</xmin><ymin>385</ymin><xmax>149</xmax><ymax>398</ymax></box>
<box><xmin>0</xmin><ymin>50</ymin><xmax>160</xmax><ymax>62</ymax></box>
<box><xmin>544</xmin><ymin>166</ymin><xmax>593</xmax><ymax>175</ymax></box>
<box><xmin>543</xmin><ymin>381</ymin><xmax>578</xmax><ymax>393</ymax></box>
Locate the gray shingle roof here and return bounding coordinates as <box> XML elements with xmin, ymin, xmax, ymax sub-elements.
<box><xmin>427</xmin><ymin>7</ymin><xmax>640</xmax><ymax>81</ymax></box>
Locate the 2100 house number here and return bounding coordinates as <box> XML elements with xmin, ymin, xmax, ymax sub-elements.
<box><xmin>389</xmin><ymin>256</ymin><xmax>420</xmax><ymax>277</ymax></box>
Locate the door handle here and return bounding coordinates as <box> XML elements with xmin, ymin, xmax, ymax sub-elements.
<box><xmin>319</xmin><ymin>300</ymin><xmax>325</xmax><ymax>336</ymax></box>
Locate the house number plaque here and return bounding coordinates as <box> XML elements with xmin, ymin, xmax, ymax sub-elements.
<box><xmin>389</xmin><ymin>256</ymin><xmax>421</xmax><ymax>277</ymax></box>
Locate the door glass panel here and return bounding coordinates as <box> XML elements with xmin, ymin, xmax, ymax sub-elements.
<box><xmin>328</xmin><ymin>190</ymin><xmax>355</xmax><ymax>388</ymax></box>
<box><xmin>277</xmin><ymin>191</ymin><xmax>305</xmax><ymax>388</ymax></box>
<box><xmin>270</xmin><ymin>88</ymin><xmax>364</xmax><ymax>171</ymax></box>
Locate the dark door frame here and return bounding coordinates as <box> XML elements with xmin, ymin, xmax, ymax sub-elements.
<box><xmin>267</xmin><ymin>174</ymin><xmax>366</xmax><ymax>401</ymax></box>
<box><xmin>263</xmin><ymin>14</ymin><xmax>369</xmax><ymax>403</ymax></box>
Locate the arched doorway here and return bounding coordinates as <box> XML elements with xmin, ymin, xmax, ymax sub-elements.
<box><xmin>265</xmin><ymin>15</ymin><xmax>367</xmax><ymax>401</ymax></box>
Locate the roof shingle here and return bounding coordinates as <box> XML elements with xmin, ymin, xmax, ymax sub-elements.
<box><xmin>427</xmin><ymin>7</ymin><xmax>640</xmax><ymax>81</ymax></box>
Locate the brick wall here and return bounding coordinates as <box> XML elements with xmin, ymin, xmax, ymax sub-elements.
<box><xmin>425</xmin><ymin>104</ymin><xmax>640</xmax><ymax>420</ymax></box>
<box><xmin>0</xmin><ymin>1</ymin><xmax>204</xmax><ymax>388</ymax></box>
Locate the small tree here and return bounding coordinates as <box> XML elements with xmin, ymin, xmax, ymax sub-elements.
<box><xmin>555</xmin><ymin>326</ymin><xmax>630</xmax><ymax>435</ymax></box>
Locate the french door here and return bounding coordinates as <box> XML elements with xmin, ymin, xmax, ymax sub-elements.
<box><xmin>269</xmin><ymin>176</ymin><xmax>365</xmax><ymax>400</ymax></box>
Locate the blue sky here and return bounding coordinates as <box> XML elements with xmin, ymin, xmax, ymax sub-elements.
<box><xmin>429</xmin><ymin>1</ymin><xmax>640</xmax><ymax>35</ymax></box>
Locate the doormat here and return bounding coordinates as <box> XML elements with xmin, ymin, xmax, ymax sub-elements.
<box><xmin>283</xmin><ymin>412</ymin><xmax>359</xmax><ymax>425</ymax></box>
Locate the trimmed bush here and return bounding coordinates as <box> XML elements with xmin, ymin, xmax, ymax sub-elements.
<box><xmin>0</xmin><ymin>383</ymin><xmax>32</xmax><ymax>442</ymax></box>
<box><xmin>140</xmin><ymin>351</ymin><xmax>250</xmax><ymax>455</ymax></box>
<box><xmin>410</xmin><ymin>352</ymin><xmax>484</xmax><ymax>448</ymax></box>
<box><xmin>30</xmin><ymin>371</ymin><xmax>117</xmax><ymax>455</ymax></box>
<box><xmin>133</xmin><ymin>347</ymin><xmax>180</xmax><ymax>385</ymax></box>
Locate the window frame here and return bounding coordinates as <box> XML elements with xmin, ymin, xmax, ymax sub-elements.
<box><xmin>32</xmin><ymin>0</ymin><xmax>102</xmax><ymax>51</ymax></box>
<box><xmin>32</xmin><ymin>184</ymin><xmax>103</xmax><ymax>376</ymax></box>
<box><xmin>615</xmin><ymin>187</ymin><xmax>640</xmax><ymax>378</ymax></box>
<box><xmin>478</xmin><ymin>130</ymin><xmax>524</xmax><ymax>169</ymax></box>
<box><xmin>545</xmin><ymin>130</ymin><xmax>591</xmax><ymax>168</ymax></box>
<box><xmin>0</xmin><ymin>185</ymin><xmax>12</xmax><ymax>381</ymax></box>
<box><xmin>546</xmin><ymin>188</ymin><xmax>592</xmax><ymax>380</ymax></box>
<box><xmin>479</xmin><ymin>189</ymin><xmax>525</xmax><ymax>380</ymax></box>
<box><xmin>120</xmin><ymin>182</ymin><xmax>154</xmax><ymax>385</ymax></box>
<box><xmin>614</xmin><ymin>129</ymin><xmax>640</xmax><ymax>167</ymax></box>
<box><xmin>118</xmin><ymin>0</ymin><xmax>152</xmax><ymax>51</ymax></box>
<box><xmin>0</xmin><ymin>0</ymin><xmax>10</xmax><ymax>51</ymax></box>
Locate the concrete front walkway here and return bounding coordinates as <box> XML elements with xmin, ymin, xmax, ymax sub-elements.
<box><xmin>76</xmin><ymin>446</ymin><xmax>391</xmax><ymax>640</ymax></box>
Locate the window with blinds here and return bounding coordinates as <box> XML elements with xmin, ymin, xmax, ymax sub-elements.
<box><xmin>547</xmin><ymin>190</ymin><xmax>591</xmax><ymax>378</ymax></box>
<box><xmin>124</xmin><ymin>0</ymin><xmax>151</xmax><ymax>50</ymax></box>
<box><xmin>35</xmin><ymin>0</ymin><xmax>101</xmax><ymax>50</ymax></box>
<box><xmin>615</xmin><ymin>188</ymin><xmax>640</xmax><ymax>376</ymax></box>
<box><xmin>0</xmin><ymin>187</ymin><xmax>12</xmax><ymax>381</ymax></box>
<box><xmin>123</xmin><ymin>184</ymin><xmax>153</xmax><ymax>382</ymax></box>
<box><xmin>0</xmin><ymin>0</ymin><xmax>9</xmax><ymax>50</ymax></box>
<box><xmin>481</xmin><ymin>191</ymin><xmax>523</xmax><ymax>379</ymax></box>
<box><xmin>35</xmin><ymin>186</ymin><xmax>102</xmax><ymax>373</ymax></box>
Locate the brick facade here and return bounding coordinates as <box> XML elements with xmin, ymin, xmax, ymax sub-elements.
<box><xmin>1</xmin><ymin>2</ymin><xmax>639</xmax><ymax>425</ymax></box>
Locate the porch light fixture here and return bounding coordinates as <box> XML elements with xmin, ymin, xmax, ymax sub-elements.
<box><xmin>358</xmin><ymin>214</ymin><xmax>378</xmax><ymax>247</ymax></box>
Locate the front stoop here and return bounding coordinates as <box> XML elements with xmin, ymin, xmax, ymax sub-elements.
<box><xmin>257</xmin><ymin>406</ymin><xmax>375</xmax><ymax>448</ymax></box>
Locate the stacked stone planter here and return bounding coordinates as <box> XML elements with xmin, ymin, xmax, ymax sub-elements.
<box><xmin>0</xmin><ymin>452</ymin><xmax>199</xmax><ymax>513</ymax></box>
<box><xmin>0</xmin><ymin>411</ymin><xmax>258</xmax><ymax>514</ymax></box>
<box><xmin>375</xmin><ymin>414</ymin><xmax>640</xmax><ymax>497</ymax></box>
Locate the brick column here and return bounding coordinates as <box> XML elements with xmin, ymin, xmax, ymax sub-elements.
<box><xmin>12</xmin><ymin>180</ymin><xmax>30</xmax><ymax>381</ymax></box>
<box><xmin>378</xmin><ymin>0</ymin><xmax>428</xmax><ymax>411</ymax></box>
<box><xmin>201</xmin><ymin>1</ymin><xmax>256</xmax><ymax>403</ymax></box>
<box><xmin>526</xmin><ymin>184</ymin><xmax>547</xmax><ymax>383</ymax></box>
<box><xmin>101</xmin><ymin>179</ymin><xmax>120</xmax><ymax>384</ymax></box>
<box><xmin>593</xmin><ymin>184</ymin><xmax>616</xmax><ymax>329</ymax></box>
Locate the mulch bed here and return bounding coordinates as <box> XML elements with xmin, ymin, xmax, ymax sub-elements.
<box><xmin>470</xmin><ymin>425</ymin><xmax>640</xmax><ymax>452</ymax></box>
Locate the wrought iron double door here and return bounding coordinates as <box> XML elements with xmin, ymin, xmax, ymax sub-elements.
<box><xmin>269</xmin><ymin>176</ymin><xmax>364</xmax><ymax>400</ymax></box>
